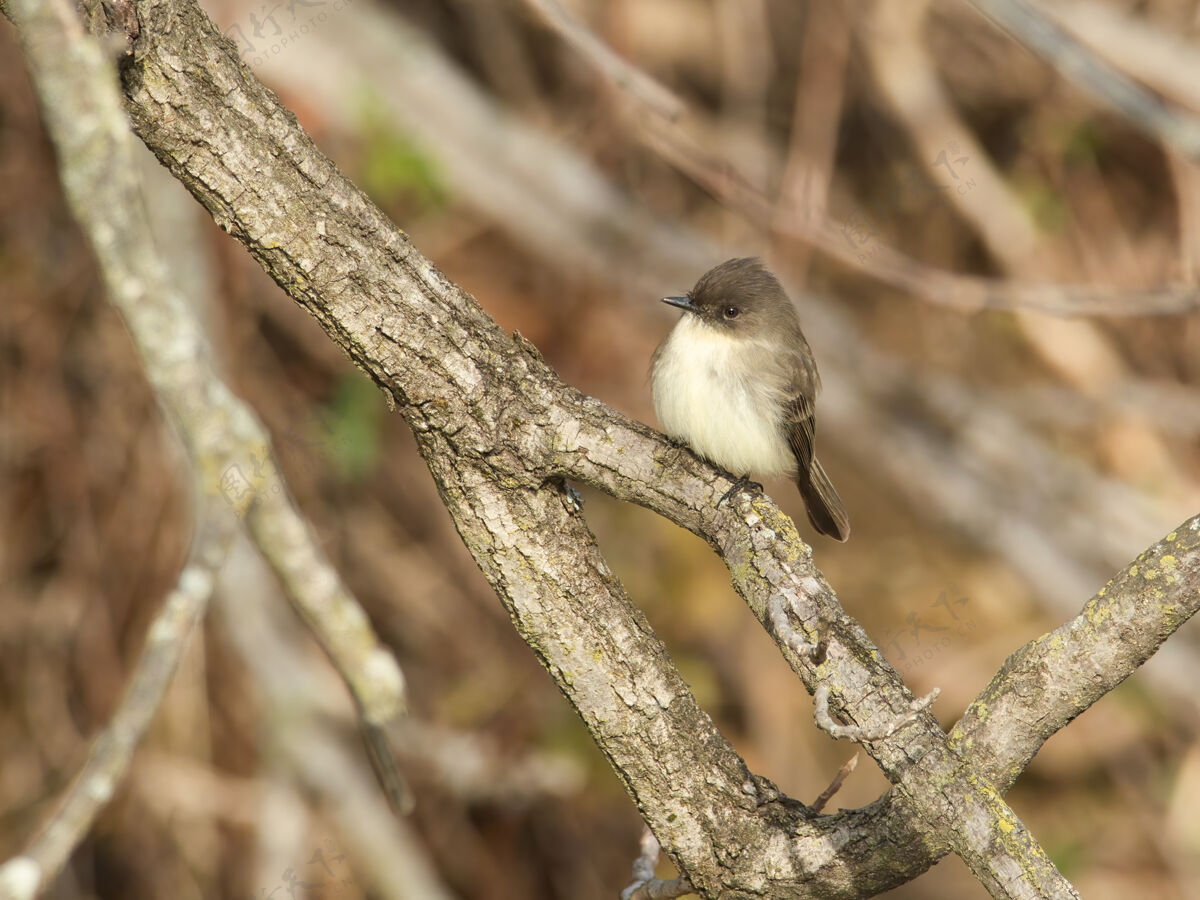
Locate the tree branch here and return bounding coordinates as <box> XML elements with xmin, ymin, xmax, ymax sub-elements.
<box><xmin>620</xmin><ymin>829</ymin><xmax>693</xmax><ymax>900</ymax></box>
<box><xmin>0</xmin><ymin>496</ymin><xmax>235</xmax><ymax>900</ymax></box>
<box><xmin>810</xmin><ymin>754</ymin><xmax>859</xmax><ymax>814</ymax></box>
<box><xmin>811</xmin><ymin>512</ymin><xmax>1200</xmax><ymax>890</ymax></box>
<box><xmin>93</xmin><ymin>0</ymin><xmax>1088</xmax><ymax>895</ymax></box>
<box><xmin>520</xmin><ymin>0</ymin><xmax>684</xmax><ymax>121</ymax></box>
<box><xmin>951</xmin><ymin>515</ymin><xmax>1200</xmax><ymax>788</ymax></box>
<box><xmin>2</xmin><ymin>0</ymin><xmax>410</xmax><ymax>889</ymax></box>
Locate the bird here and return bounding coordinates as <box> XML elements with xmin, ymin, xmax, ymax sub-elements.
<box><xmin>651</xmin><ymin>257</ymin><xmax>849</xmax><ymax>541</ymax></box>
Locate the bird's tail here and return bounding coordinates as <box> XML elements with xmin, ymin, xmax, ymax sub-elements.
<box><xmin>797</xmin><ymin>458</ymin><xmax>850</xmax><ymax>542</ymax></box>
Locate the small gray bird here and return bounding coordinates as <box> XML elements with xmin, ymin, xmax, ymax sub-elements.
<box><xmin>651</xmin><ymin>258</ymin><xmax>849</xmax><ymax>541</ymax></box>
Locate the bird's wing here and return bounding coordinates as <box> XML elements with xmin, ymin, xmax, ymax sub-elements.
<box><xmin>784</xmin><ymin>392</ymin><xmax>851</xmax><ymax>541</ymax></box>
<box><xmin>783</xmin><ymin>393</ymin><xmax>816</xmax><ymax>476</ymax></box>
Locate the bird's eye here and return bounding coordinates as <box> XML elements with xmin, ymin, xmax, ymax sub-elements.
<box><xmin>723</xmin><ymin>306</ymin><xmax>740</xmax><ymax>319</ymax></box>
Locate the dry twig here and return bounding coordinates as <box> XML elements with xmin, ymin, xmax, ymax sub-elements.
<box><xmin>620</xmin><ymin>829</ymin><xmax>693</xmax><ymax>900</ymax></box>
<box><xmin>524</xmin><ymin>0</ymin><xmax>1200</xmax><ymax>315</ymax></box>
<box><xmin>811</xmin><ymin>754</ymin><xmax>859</xmax><ymax>814</ymax></box>
<box><xmin>813</xmin><ymin>683</ymin><xmax>940</xmax><ymax>743</ymax></box>
<box><xmin>215</xmin><ymin>543</ymin><xmax>452</xmax><ymax>900</ymax></box>
<box><xmin>0</xmin><ymin>499</ymin><xmax>235</xmax><ymax>900</ymax></box>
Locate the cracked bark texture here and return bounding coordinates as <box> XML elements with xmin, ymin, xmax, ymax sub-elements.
<box><xmin>27</xmin><ymin>0</ymin><xmax>1194</xmax><ymax>894</ymax></box>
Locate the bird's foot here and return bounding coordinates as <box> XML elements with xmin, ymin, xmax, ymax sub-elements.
<box><xmin>561</xmin><ymin>481</ymin><xmax>584</xmax><ymax>514</ymax></box>
<box><xmin>718</xmin><ymin>473</ymin><xmax>763</xmax><ymax>507</ymax></box>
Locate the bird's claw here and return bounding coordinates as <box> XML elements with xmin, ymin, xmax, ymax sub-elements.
<box><xmin>718</xmin><ymin>474</ymin><xmax>762</xmax><ymax>507</ymax></box>
<box><xmin>563</xmin><ymin>482</ymin><xmax>584</xmax><ymax>513</ymax></box>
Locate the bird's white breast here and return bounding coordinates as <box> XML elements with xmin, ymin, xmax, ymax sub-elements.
<box><xmin>651</xmin><ymin>316</ymin><xmax>794</xmax><ymax>477</ymax></box>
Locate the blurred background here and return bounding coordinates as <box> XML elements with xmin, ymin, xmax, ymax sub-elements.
<box><xmin>4</xmin><ymin>0</ymin><xmax>1200</xmax><ymax>897</ymax></box>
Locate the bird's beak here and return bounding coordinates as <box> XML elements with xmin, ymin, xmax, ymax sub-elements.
<box><xmin>661</xmin><ymin>295</ymin><xmax>696</xmax><ymax>312</ymax></box>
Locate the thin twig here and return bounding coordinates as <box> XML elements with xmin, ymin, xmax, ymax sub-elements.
<box><xmin>641</xmin><ymin>109</ymin><xmax>1200</xmax><ymax>315</ymax></box>
<box><xmin>620</xmin><ymin>829</ymin><xmax>694</xmax><ymax>900</ymax></box>
<box><xmin>392</xmin><ymin>719</ymin><xmax>584</xmax><ymax>805</ymax></box>
<box><xmin>1044</xmin><ymin>1</ymin><xmax>1200</xmax><ymax>286</ymax></box>
<box><xmin>215</xmin><ymin>542</ymin><xmax>452</xmax><ymax>900</ymax></box>
<box><xmin>811</xmin><ymin>753</ymin><xmax>859</xmax><ymax>814</ymax></box>
<box><xmin>813</xmin><ymin>683</ymin><xmax>940</xmax><ymax>743</ymax></box>
<box><xmin>0</xmin><ymin>499</ymin><xmax>236</xmax><ymax>900</ymax></box>
<box><xmin>767</xmin><ymin>592</ymin><xmax>820</xmax><ymax>659</ymax></box>
<box><xmin>773</xmin><ymin>0</ymin><xmax>851</xmax><ymax>280</ymax></box>
<box><xmin>862</xmin><ymin>0</ymin><xmax>1148</xmax><ymax>433</ymax></box>
<box><xmin>864</xmin><ymin>0</ymin><xmax>1046</xmax><ymax>275</ymax></box>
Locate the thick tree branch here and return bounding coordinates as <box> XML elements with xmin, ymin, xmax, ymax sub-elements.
<box><xmin>951</xmin><ymin>515</ymin><xmax>1200</xmax><ymax>786</ymax></box>
<box><xmin>621</xmin><ymin>829</ymin><xmax>692</xmax><ymax>900</ymax></box>
<box><xmin>812</xmin><ymin>512</ymin><xmax>1200</xmax><ymax>889</ymax></box>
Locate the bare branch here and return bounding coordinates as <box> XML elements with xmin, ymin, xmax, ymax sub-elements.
<box><xmin>0</xmin><ymin>498</ymin><xmax>236</xmax><ymax>900</ymax></box>
<box><xmin>391</xmin><ymin>719</ymin><xmax>584</xmax><ymax>805</ymax></box>
<box><xmin>950</xmin><ymin>514</ymin><xmax>1200</xmax><ymax>788</ymax></box>
<box><xmin>812</xmin><ymin>512</ymin><xmax>1200</xmax><ymax>889</ymax></box>
<box><xmin>811</xmin><ymin>754</ymin><xmax>859</xmax><ymax>815</ymax></box>
<box><xmin>226</xmin><ymin>444</ymin><xmax>407</xmax><ymax>739</ymax></box>
<box><xmin>865</xmin><ymin>0</ymin><xmax>1046</xmax><ymax>275</ymax></box>
<box><xmin>525</xmin><ymin>0</ymin><xmax>1200</xmax><ymax>315</ymax></box>
<box><xmin>859</xmin><ymin>0</ymin><xmax>1171</xmax><ymax>497</ymax></box>
<box><xmin>638</xmin><ymin>90</ymin><xmax>1200</xmax><ymax>315</ymax></box>
<box><xmin>774</xmin><ymin>0</ymin><xmax>851</xmax><ymax>279</ymax></box>
<box><xmin>1047</xmin><ymin>1</ymin><xmax>1200</xmax><ymax>112</ymax></box>
<box><xmin>3</xmin><ymin>0</ymin><xmax>410</xmax><ymax>882</ymax></box>
<box><xmin>813</xmin><ymin>684</ymin><xmax>940</xmax><ymax>743</ymax></box>
<box><xmin>620</xmin><ymin>829</ymin><xmax>693</xmax><ymax>900</ymax></box>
